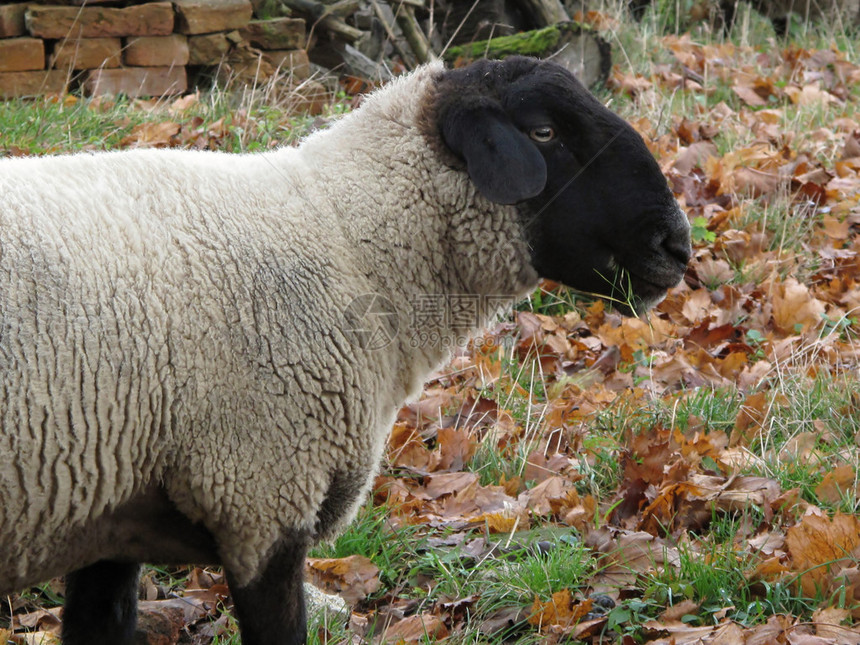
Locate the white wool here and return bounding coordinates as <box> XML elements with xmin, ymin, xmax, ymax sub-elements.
<box><xmin>0</xmin><ymin>62</ymin><xmax>537</xmax><ymax>591</ymax></box>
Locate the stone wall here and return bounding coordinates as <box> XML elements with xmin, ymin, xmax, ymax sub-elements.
<box><xmin>0</xmin><ymin>0</ymin><xmax>310</xmax><ymax>99</ymax></box>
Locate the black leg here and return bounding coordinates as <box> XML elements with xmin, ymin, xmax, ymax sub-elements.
<box><xmin>61</xmin><ymin>560</ymin><xmax>140</xmax><ymax>645</ymax></box>
<box><xmin>314</xmin><ymin>470</ymin><xmax>364</xmax><ymax>540</ymax></box>
<box><xmin>227</xmin><ymin>535</ymin><xmax>309</xmax><ymax>645</ymax></box>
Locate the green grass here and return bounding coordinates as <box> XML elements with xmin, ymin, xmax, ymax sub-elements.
<box><xmin>0</xmin><ymin>88</ymin><xmax>346</xmax><ymax>156</ymax></box>
<box><xmin>456</xmin><ymin>363</ymin><xmax>858</xmax><ymax>632</ymax></box>
<box><xmin>407</xmin><ymin>531</ymin><xmax>597</xmax><ymax>625</ymax></box>
<box><xmin>673</xmin><ymin>386</ymin><xmax>741</xmax><ymax>434</ymax></box>
<box><xmin>577</xmin><ymin>374</ymin><xmax>859</xmax><ymax>510</ymax></box>
<box><xmin>0</xmin><ymin>96</ymin><xmax>147</xmax><ymax>154</ymax></box>
<box><xmin>311</xmin><ymin>509</ymin><xmax>599</xmax><ymax>641</ymax></box>
<box><xmin>518</xmin><ymin>284</ymin><xmax>583</xmax><ymax>317</ymax></box>
<box><xmin>746</xmin><ymin>375</ymin><xmax>860</xmax><ymax>512</ymax></box>
<box><xmin>310</xmin><ymin>503</ymin><xmax>425</xmax><ymax>595</ymax></box>
<box><xmin>467</xmin><ymin>342</ymin><xmax>552</xmax><ymax>486</ymax></box>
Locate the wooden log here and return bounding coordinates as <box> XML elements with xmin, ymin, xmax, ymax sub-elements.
<box><xmin>255</xmin><ymin>0</ymin><xmax>361</xmax><ymax>18</ymax></box>
<box><xmin>314</xmin><ymin>15</ymin><xmax>363</xmax><ymax>42</ymax></box>
<box><xmin>444</xmin><ymin>22</ymin><xmax>611</xmax><ymax>89</ymax></box>
<box><xmin>342</xmin><ymin>43</ymin><xmax>392</xmax><ymax>81</ymax></box>
<box><xmin>369</xmin><ymin>0</ymin><xmax>413</xmax><ymax>67</ymax></box>
<box><xmin>437</xmin><ymin>0</ymin><xmax>520</xmax><ymax>48</ymax></box>
<box><xmin>319</xmin><ymin>0</ymin><xmax>362</xmax><ymax>17</ymax></box>
<box><xmin>282</xmin><ymin>0</ymin><xmax>363</xmax><ymax>41</ymax></box>
<box><xmin>394</xmin><ymin>5</ymin><xmax>431</xmax><ymax>63</ymax></box>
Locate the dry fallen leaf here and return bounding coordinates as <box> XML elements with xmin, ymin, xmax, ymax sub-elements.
<box><xmin>416</xmin><ymin>472</ymin><xmax>480</xmax><ymax>500</ymax></box>
<box><xmin>659</xmin><ymin>598</ymin><xmax>701</xmax><ymax>622</ymax></box>
<box><xmin>731</xmin><ymin>390</ymin><xmax>770</xmax><ymax>446</ymax></box>
<box><xmin>786</xmin><ymin>513</ymin><xmax>860</xmax><ymax>597</ymax></box>
<box><xmin>11</xmin><ymin>608</ymin><xmax>61</xmax><ymax>634</ymax></box>
<box><xmin>9</xmin><ymin>632</ymin><xmax>61</xmax><ymax>645</ymax></box>
<box><xmin>674</xmin><ymin>141</ymin><xmax>720</xmax><ymax>174</ymax></box>
<box><xmin>381</xmin><ymin>613</ymin><xmax>448</xmax><ymax>644</ymax></box>
<box><xmin>785</xmin><ymin>83</ymin><xmax>840</xmax><ymax>106</ymax></box>
<box><xmin>306</xmin><ymin>555</ymin><xmax>381</xmax><ymax>604</ymax></box>
<box><xmin>119</xmin><ymin>121</ymin><xmax>181</xmax><ymax>148</ymax></box>
<box><xmin>528</xmin><ymin>589</ymin><xmax>592</xmax><ymax>629</ymax></box>
<box><xmin>814</xmin><ymin>465</ymin><xmax>858</xmax><ymax>504</ymax></box>
<box><xmin>813</xmin><ymin>607</ymin><xmax>860</xmax><ymax>644</ymax></box>
<box><xmin>771</xmin><ymin>278</ymin><xmax>827</xmax><ymax>334</ymax></box>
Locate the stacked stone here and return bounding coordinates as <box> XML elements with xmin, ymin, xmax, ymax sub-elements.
<box><xmin>238</xmin><ymin>17</ymin><xmax>307</xmax><ymax>72</ymax></box>
<box><xmin>0</xmin><ymin>0</ymin><xmax>309</xmax><ymax>99</ymax></box>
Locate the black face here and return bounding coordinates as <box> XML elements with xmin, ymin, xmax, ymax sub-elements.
<box><xmin>436</xmin><ymin>57</ymin><xmax>691</xmax><ymax>314</ymax></box>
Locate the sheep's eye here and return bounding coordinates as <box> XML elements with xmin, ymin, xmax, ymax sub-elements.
<box><xmin>529</xmin><ymin>126</ymin><xmax>555</xmax><ymax>143</ymax></box>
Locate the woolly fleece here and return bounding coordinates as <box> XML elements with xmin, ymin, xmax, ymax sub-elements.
<box><xmin>0</xmin><ymin>62</ymin><xmax>538</xmax><ymax>592</ymax></box>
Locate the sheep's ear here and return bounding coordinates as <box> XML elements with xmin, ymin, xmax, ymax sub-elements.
<box><xmin>441</xmin><ymin>106</ymin><xmax>547</xmax><ymax>205</ymax></box>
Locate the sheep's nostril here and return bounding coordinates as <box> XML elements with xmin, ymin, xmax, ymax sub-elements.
<box><xmin>662</xmin><ymin>228</ymin><xmax>692</xmax><ymax>267</ymax></box>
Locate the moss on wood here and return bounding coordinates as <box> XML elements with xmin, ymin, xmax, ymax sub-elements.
<box><xmin>443</xmin><ymin>22</ymin><xmax>612</xmax><ymax>89</ymax></box>
<box><xmin>444</xmin><ymin>23</ymin><xmax>567</xmax><ymax>61</ymax></box>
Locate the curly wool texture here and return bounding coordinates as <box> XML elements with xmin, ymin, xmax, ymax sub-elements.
<box><xmin>0</xmin><ymin>62</ymin><xmax>538</xmax><ymax>592</ymax></box>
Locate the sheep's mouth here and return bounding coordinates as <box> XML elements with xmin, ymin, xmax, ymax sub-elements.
<box><xmin>620</xmin><ymin>274</ymin><xmax>677</xmax><ymax>315</ymax></box>
<box><xmin>522</xmin><ymin>202</ymin><xmax>691</xmax><ymax>316</ymax></box>
<box><xmin>597</xmin><ymin>246</ymin><xmax>688</xmax><ymax>315</ymax></box>
<box><xmin>610</xmin><ymin>259</ymin><xmax>688</xmax><ymax>315</ymax></box>
<box><xmin>528</xmin><ymin>247</ymin><xmax>686</xmax><ymax>316</ymax></box>
<box><xmin>595</xmin><ymin>272</ymin><xmax>661</xmax><ymax>316</ymax></box>
<box><xmin>604</xmin><ymin>224</ymin><xmax>691</xmax><ymax>314</ymax></box>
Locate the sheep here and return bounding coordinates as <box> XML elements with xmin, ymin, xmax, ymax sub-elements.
<box><xmin>0</xmin><ymin>56</ymin><xmax>691</xmax><ymax>645</ymax></box>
